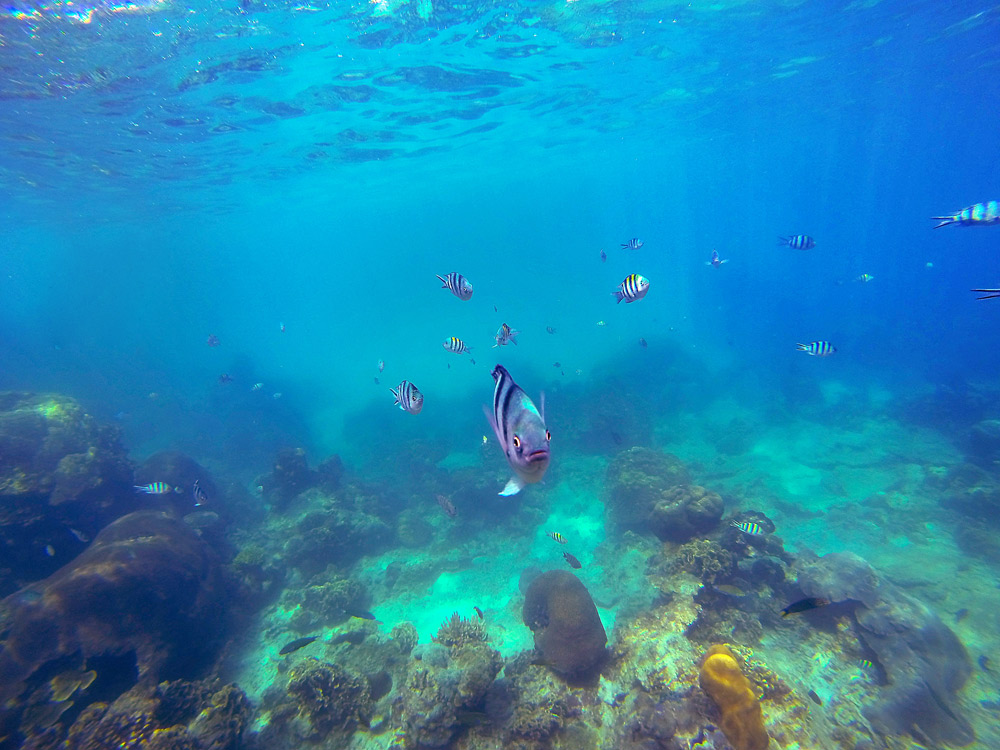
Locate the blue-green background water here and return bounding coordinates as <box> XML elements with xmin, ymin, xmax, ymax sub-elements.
<box><xmin>2</xmin><ymin>0</ymin><xmax>999</xmax><ymax>473</ymax></box>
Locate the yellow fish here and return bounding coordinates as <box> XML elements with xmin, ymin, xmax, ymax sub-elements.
<box><xmin>482</xmin><ymin>435</ymin><xmax>488</xmax><ymax>445</ymax></box>
<box><xmin>547</xmin><ymin>531</ymin><xmax>567</xmax><ymax>545</ymax></box>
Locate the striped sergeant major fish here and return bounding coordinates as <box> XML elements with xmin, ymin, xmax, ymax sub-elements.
<box><xmin>932</xmin><ymin>201</ymin><xmax>1000</xmax><ymax>228</ymax></box>
<box><xmin>485</xmin><ymin>364</ymin><xmax>550</xmax><ymax>496</ymax></box>
<box><xmin>390</xmin><ymin>380</ymin><xmax>424</xmax><ymax>414</ymax></box>
<box><xmin>443</xmin><ymin>336</ymin><xmax>472</xmax><ymax>354</ymax></box>
<box><xmin>796</xmin><ymin>341</ymin><xmax>837</xmax><ymax>357</ymax></box>
<box><xmin>778</xmin><ymin>234</ymin><xmax>816</xmax><ymax>250</ymax></box>
<box><xmin>436</xmin><ymin>272</ymin><xmax>474</xmax><ymax>300</ymax></box>
<box><xmin>192</xmin><ymin>479</ymin><xmax>208</xmax><ymax>507</ymax></box>
<box><xmin>134</xmin><ymin>482</ymin><xmax>181</xmax><ymax>495</ymax></box>
<box><xmin>493</xmin><ymin>323</ymin><xmax>519</xmax><ymax>347</ymax></box>
<box><xmin>620</xmin><ymin>238</ymin><xmax>644</xmax><ymax>250</ymax></box>
<box><xmin>547</xmin><ymin>531</ymin><xmax>567</xmax><ymax>544</ymax></box>
<box><xmin>613</xmin><ymin>273</ymin><xmax>650</xmax><ymax>304</ymax></box>
<box><xmin>731</xmin><ymin>520</ymin><xmax>765</xmax><ymax>535</ymax></box>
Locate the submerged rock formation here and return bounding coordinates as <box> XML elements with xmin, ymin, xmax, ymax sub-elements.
<box><xmin>522</xmin><ymin>570</ymin><xmax>607</xmax><ymax>680</ymax></box>
<box><xmin>0</xmin><ymin>511</ymin><xmax>227</xmax><ymax>739</ymax></box>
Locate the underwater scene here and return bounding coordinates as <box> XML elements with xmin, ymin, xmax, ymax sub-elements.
<box><xmin>2</xmin><ymin>0</ymin><xmax>1000</xmax><ymax>748</ymax></box>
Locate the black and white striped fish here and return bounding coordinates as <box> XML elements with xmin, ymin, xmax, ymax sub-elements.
<box><xmin>485</xmin><ymin>364</ymin><xmax>550</xmax><ymax>496</ymax></box>
<box><xmin>443</xmin><ymin>336</ymin><xmax>472</xmax><ymax>354</ymax></box>
<box><xmin>192</xmin><ymin>479</ymin><xmax>208</xmax><ymax>507</ymax></box>
<box><xmin>932</xmin><ymin>201</ymin><xmax>1000</xmax><ymax>228</ymax></box>
<box><xmin>390</xmin><ymin>380</ymin><xmax>424</xmax><ymax>414</ymax></box>
<box><xmin>613</xmin><ymin>274</ymin><xmax>649</xmax><ymax>304</ymax></box>
<box><xmin>732</xmin><ymin>520</ymin><xmax>766</xmax><ymax>535</ymax></box>
<box><xmin>436</xmin><ymin>272</ymin><xmax>474</xmax><ymax>301</ymax></box>
<box><xmin>778</xmin><ymin>235</ymin><xmax>816</xmax><ymax>250</ymax></box>
<box><xmin>796</xmin><ymin>341</ymin><xmax>837</xmax><ymax>357</ymax></box>
<box><xmin>251</xmin><ymin>383</ymin><xmax>263</xmax><ymax>392</ymax></box>
<box><xmin>620</xmin><ymin>238</ymin><xmax>644</xmax><ymax>250</ymax></box>
<box><xmin>134</xmin><ymin>482</ymin><xmax>181</xmax><ymax>495</ymax></box>
<box><xmin>493</xmin><ymin>323</ymin><xmax>519</xmax><ymax>347</ymax></box>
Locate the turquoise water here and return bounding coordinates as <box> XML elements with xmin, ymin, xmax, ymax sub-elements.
<box><xmin>2</xmin><ymin>1</ymin><xmax>1000</xmax><ymax>748</ymax></box>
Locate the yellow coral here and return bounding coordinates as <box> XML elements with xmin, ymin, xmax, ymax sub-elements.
<box><xmin>699</xmin><ymin>644</ymin><xmax>769</xmax><ymax>750</ymax></box>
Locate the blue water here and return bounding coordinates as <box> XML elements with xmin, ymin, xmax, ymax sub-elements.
<box><xmin>3</xmin><ymin>1</ymin><xmax>1000</xmax><ymax>475</ymax></box>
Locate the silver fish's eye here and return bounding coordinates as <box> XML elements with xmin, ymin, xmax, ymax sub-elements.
<box><xmin>512</xmin><ymin>435</ymin><xmax>521</xmax><ymax>448</ymax></box>
<box><xmin>546</xmin><ymin>430</ymin><xmax>551</xmax><ymax>441</ymax></box>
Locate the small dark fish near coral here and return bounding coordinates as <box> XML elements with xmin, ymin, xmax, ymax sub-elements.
<box><xmin>279</xmin><ymin>635</ymin><xmax>317</xmax><ymax>655</ymax></box>
<box><xmin>807</xmin><ymin>689</ymin><xmax>822</xmax><ymax>706</ymax></box>
<box><xmin>563</xmin><ymin>552</ymin><xmax>582</xmax><ymax>569</ymax></box>
<box><xmin>781</xmin><ymin>597</ymin><xmax>831</xmax><ymax>617</ymax></box>
<box><xmin>436</xmin><ymin>494</ymin><xmax>458</xmax><ymax>518</ymax></box>
<box><xmin>345</xmin><ymin>608</ymin><xmax>377</xmax><ymax>621</ymax></box>
<box><xmin>473</xmin><ymin>606</ymin><xmax>484</xmax><ymax>620</ymax></box>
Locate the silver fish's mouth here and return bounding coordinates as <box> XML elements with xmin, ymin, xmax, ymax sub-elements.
<box><xmin>526</xmin><ymin>449</ymin><xmax>550</xmax><ymax>463</ymax></box>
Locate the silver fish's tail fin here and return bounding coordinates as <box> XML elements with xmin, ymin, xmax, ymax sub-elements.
<box><xmin>777</xmin><ymin>236</ymin><xmax>789</xmax><ymax>245</ymax></box>
<box><xmin>389</xmin><ymin>386</ymin><xmax>401</xmax><ymax>405</ymax></box>
<box><xmin>613</xmin><ymin>290</ymin><xmax>625</xmax><ymax>303</ymax></box>
<box><xmin>931</xmin><ymin>215</ymin><xmax>957</xmax><ymax>228</ymax></box>
<box><xmin>510</xmin><ymin>332</ymin><xmax>519</xmax><ymax>345</ymax></box>
<box><xmin>795</xmin><ymin>343</ymin><xmax>808</xmax><ymax>351</ymax></box>
<box><xmin>972</xmin><ymin>288</ymin><xmax>1000</xmax><ymax>300</ymax></box>
<box><xmin>435</xmin><ymin>274</ymin><xmax>448</xmax><ymax>286</ymax></box>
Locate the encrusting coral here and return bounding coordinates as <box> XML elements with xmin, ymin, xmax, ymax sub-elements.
<box><xmin>699</xmin><ymin>644</ymin><xmax>769</xmax><ymax>750</ymax></box>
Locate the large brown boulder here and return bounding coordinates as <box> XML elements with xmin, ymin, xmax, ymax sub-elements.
<box><xmin>522</xmin><ymin>571</ymin><xmax>606</xmax><ymax>680</ymax></box>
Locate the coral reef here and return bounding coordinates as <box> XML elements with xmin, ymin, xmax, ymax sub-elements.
<box><xmin>649</xmin><ymin>485</ymin><xmax>724</xmax><ymax>542</ymax></box>
<box><xmin>282</xmin><ymin>489</ymin><xmax>393</xmax><ymax>576</ymax></box>
<box><xmin>672</xmin><ymin>539</ymin><xmax>734</xmax><ymax>584</ymax></box>
<box><xmin>795</xmin><ymin>550</ymin><xmax>974</xmax><ymax>746</ymax></box>
<box><xmin>605</xmin><ymin>449</ymin><xmax>722</xmax><ymax>542</ymax></box>
<box><xmin>395</xmin><ymin>639</ymin><xmax>503</xmax><ymax>748</ymax></box>
<box><xmin>0</xmin><ymin>510</ymin><xmax>226</xmax><ymax>736</ymax></box>
<box><xmin>522</xmin><ymin>570</ymin><xmax>607</xmax><ymax>680</ymax></box>
<box><xmin>605</xmin><ymin>448</ymin><xmax>691</xmax><ymax>530</ymax></box>
<box><xmin>433</xmin><ymin>612</ymin><xmax>487</xmax><ymax>648</ymax></box>
<box><xmin>0</xmin><ymin>392</ymin><xmax>134</xmax><ymax>593</ymax></box>
<box><xmin>285</xmin><ymin>571</ymin><xmax>369</xmax><ymax>632</ymax></box>
<box><xmin>285</xmin><ymin>661</ymin><xmax>373</xmax><ymax>741</ymax></box>
<box><xmin>698</xmin><ymin>644</ymin><xmax>769</xmax><ymax>750</ymax></box>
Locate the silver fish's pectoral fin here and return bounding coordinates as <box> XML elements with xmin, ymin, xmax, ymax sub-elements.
<box><xmin>499</xmin><ymin>476</ymin><xmax>526</xmax><ymax>496</ymax></box>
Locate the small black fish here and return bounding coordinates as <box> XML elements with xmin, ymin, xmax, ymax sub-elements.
<box><xmin>639</xmin><ymin>337</ymin><xmax>647</xmax><ymax>349</ymax></box>
<box><xmin>279</xmin><ymin>636</ymin><xmax>317</xmax><ymax>655</ymax></box>
<box><xmin>470</xmin><ymin>358</ymin><xmax>476</xmax><ymax>365</ymax></box>
<box><xmin>610</xmin><ymin>430</ymin><xmax>623</xmax><ymax>445</ymax></box>
<box><xmin>955</xmin><ymin>608</ymin><xmax>969</xmax><ymax>623</ymax></box>
<box><xmin>600</xmin><ymin>249</ymin><xmax>607</xmax><ymax>263</ymax></box>
<box><xmin>807</xmin><ymin>689</ymin><xmax>822</xmax><ymax>706</ymax></box>
<box><xmin>473</xmin><ymin>605</ymin><xmax>484</xmax><ymax>620</ymax></box>
<box><xmin>494</xmin><ymin>305</ymin><xmax>498</xmax><ymax>313</ymax></box>
<box><xmin>546</xmin><ymin>326</ymin><xmax>556</xmax><ymax>334</ymax></box>
<box><xmin>781</xmin><ymin>597</ymin><xmax>831</xmax><ymax>617</ymax></box>
<box><xmin>979</xmin><ymin>655</ymin><xmax>992</xmax><ymax>673</ymax></box>
<box><xmin>553</xmin><ymin>362</ymin><xmax>561</xmax><ymax>368</ymax></box>
<box><xmin>346</xmin><ymin>608</ymin><xmax>376</xmax><ymax>621</ymax></box>
<box><xmin>563</xmin><ymin>552</ymin><xmax>582</xmax><ymax>569</ymax></box>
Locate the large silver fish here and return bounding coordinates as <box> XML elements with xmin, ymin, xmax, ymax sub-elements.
<box><xmin>484</xmin><ymin>365</ymin><xmax>550</xmax><ymax>496</ymax></box>
<box><xmin>390</xmin><ymin>380</ymin><xmax>424</xmax><ymax>414</ymax></box>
